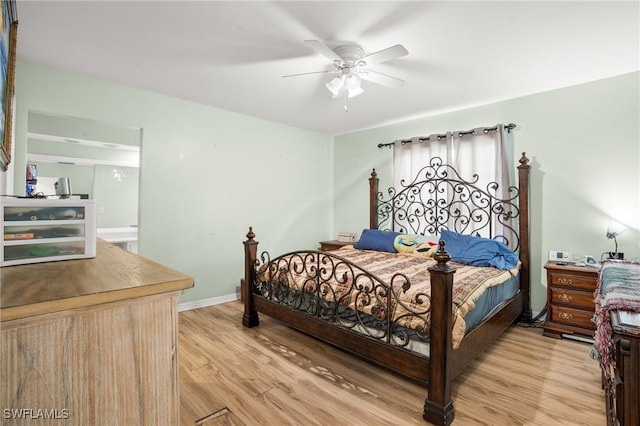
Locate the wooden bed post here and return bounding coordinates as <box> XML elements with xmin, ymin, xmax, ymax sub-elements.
<box><xmin>424</xmin><ymin>241</ymin><xmax>456</xmax><ymax>426</ymax></box>
<box><xmin>242</xmin><ymin>227</ymin><xmax>259</xmax><ymax>328</ymax></box>
<box><xmin>369</xmin><ymin>168</ymin><xmax>379</xmax><ymax>229</ymax></box>
<box><xmin>517</xmin><ymin>153</ymin><xmax>532</xmax><ymax>323</ymax></box>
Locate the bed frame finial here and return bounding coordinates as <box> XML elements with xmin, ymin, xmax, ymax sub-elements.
<box><xmin>519</xmin><ymin>152</ymin><xmax>530</xmax><ymax>167</ymax></box>
<box><xmin>433</xmin><ymin>240</ymin><xmax>451</xmax><ymax>267</ymax></box>
<box><xmin>246</xmin><ymin>226</ymin><xmax>255</xmax><ymax>241</ymax></box>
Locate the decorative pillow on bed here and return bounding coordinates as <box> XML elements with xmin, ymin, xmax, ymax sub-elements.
<box><xmin>354</xmin><ymin>229</ymin><xmax>400</xmax><ymax>253</ymax></box>
<box><xmin>394</xmin><ymin>234</ymin><xmax>438</xmax><ymax>257</ymax></box>
<box><xmin>440</xmin><ymin>229</ymin><xmax>519</xmax><ymax>270</ymax></box>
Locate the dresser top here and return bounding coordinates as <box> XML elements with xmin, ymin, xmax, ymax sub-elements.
<box><xmin>544</xmin><ymin>261</ymin><xmax>600</xmax><ymax>275</ymax></box>
<box><xmin>1</xmin><ymin>239</ymin><xmax>194</xmax><ymax>322</ymax></box>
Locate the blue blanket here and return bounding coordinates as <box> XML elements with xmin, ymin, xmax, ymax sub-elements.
<box><xmin>440</xmin><ymin>230</ymin><xmax>519</xmax><ymax>270</ymax></box>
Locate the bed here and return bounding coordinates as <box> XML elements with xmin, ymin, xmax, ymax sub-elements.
<box><xmin>242</xmin><ymin>153</ymin><xmax>532</xmax><ymax>425</ymax></box>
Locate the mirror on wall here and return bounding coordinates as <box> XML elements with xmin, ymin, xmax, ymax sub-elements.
<box><xmin>26</xmin><ymin>111</ymin><xmax>142</xmax><ymax>252</ymax></box>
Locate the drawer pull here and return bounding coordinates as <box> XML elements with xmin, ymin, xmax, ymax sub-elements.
<box><xmin>558</xmin><ymin>278</ymin><xmax>573</xmax><ymax>285</ymax></box>
<box><xmin>560</xmin><ymin>312</ymin><xmax>573</xmax><ymax>321</ymax></box>
<box><xmin>559</xmin><ymin>293</ymin><xmax>573</xmax><ymax>303</ymax></box>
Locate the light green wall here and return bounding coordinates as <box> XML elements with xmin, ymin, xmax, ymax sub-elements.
<box><xmin>13</xmin><ymin>60</ymin><xmax>334</xmax><ymax>303</ymax></box>
<box><xmin>334</xmin><ymin>71</ymin><xmax>640</xmax><ymax>313</ymax></box>
<box><xmin>93</xmin><ymin>165</ymin><xmax>139</xmax><ymax>228</ymax></box>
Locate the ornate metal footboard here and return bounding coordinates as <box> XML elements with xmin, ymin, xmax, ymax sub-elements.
<box><xmin>253</xmin><ymin>248</ymin><xmax>432</xmax><ymax>347</ymax></box>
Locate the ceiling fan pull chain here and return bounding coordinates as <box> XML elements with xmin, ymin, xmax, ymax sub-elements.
<box><xmin>344</xmin><ymin>91</ymin><xmax>349</xmax><ymax>112</ymax></box>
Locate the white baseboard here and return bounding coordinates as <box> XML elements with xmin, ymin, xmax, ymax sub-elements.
<box><xmin>177</xmin><ymin>293</ymin><xmax>240</xmax><ymax>312</ymax></box>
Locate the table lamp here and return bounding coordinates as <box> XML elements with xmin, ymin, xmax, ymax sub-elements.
<box><xmin>606</xmin><ymin>221</ymin><xmax>625</xmax><ymax>260</ymax></box>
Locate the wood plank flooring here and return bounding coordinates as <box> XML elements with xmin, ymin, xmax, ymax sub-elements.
<box><xmin>179</xmin><ymin>302</ymin><xmax>605</xmax><ymax>425</ymax></box>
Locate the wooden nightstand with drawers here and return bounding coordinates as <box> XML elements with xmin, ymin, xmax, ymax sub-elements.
<box><xmin>543</xmin><ymin>261</ymin><xmax>599</xmax><ymax>340</ymax></box>
<box><xmin>319</xmin><ymin>240</ymin><xmax>354</xmax><ymax>251</ymax></box>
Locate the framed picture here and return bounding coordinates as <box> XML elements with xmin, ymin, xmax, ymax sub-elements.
<box><xmin>0</xmin><ymin>0</ymin><xmax>17</xmax><ymax>171</ymax></box>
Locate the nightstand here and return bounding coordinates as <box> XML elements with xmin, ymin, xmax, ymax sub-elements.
<box><xmin>319</xmin><ymin>240</ymin><xmax>353</xmax><ymax>251</ymax></box>
<box><xmin>543</xmin><ymin>261</ymin><xmax>599</xmax><ymax>340</ymax></box>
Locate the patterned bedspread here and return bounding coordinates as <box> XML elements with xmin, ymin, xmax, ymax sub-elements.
<box><xmin>592</xmin><ymin>261</ymin><xmax>640</xmax><ymax>381</ymax></box>
<box><xmin>258</xmin><ymin>245</ymin><xmax>520</xmax><ymax>349</ymax></box>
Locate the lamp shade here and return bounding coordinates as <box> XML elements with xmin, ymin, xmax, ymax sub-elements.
<box><xmin>606</xmin><ymin>221</ymin><xmax>626</xmax><ymax>239</ymax></box>
<box><xmin>347</xmin><ymin>86</ymin><xmax>364</xmax><ymax>98</ymax></box>
<box><xmin>344</xmin><ymin>73</ymin><xmax>361</xmax><ymax>90</ymax></box>
<box><xmin>325</xmin><ymin>76</ymin><xmax>344</xmax><ymax>96</ymax></box>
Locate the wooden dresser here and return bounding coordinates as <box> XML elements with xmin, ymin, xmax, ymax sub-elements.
<box><xmin>1</xmin><ymin>240</ymin><xmax>194</xmax><ymax>425</ymax></box>
<box><xmin>609</xmin><ymin>312</ymin><xmax>640</xmax><ymax>426</ymax></box>
<box><xmin>543</xmin><ymin>261</ymin><xmax>599</xmax><ymax>339</ymax></box>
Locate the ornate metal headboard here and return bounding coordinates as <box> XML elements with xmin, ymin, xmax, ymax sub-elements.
<box><xmin>368</xmin><ymin>154</ymin><xmax>531</xmax><ymax>252</ymax></box>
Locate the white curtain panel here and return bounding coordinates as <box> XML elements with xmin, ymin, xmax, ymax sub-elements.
<box><xmin>392</xmin><ymin>124</ymin><xmax>516</xmax><ymax>246</ymax></box>
<box><xmin>393</xmin><ymin>132</ymin><xmax>452</xmax><ymax>188</ymax></box>
<box><xmin>451</xmin><ymin>124</ymin><xmax>516</xmax><ymax>245</ymax></box>
<box><xmin>392</xmin><ymin>133</ymin><xmax>453</xmax><ymax>235</ymax></box>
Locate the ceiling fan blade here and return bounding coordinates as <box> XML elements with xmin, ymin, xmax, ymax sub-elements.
<box><xmin>360</xmin><ymin>70</ymin><xmax>405</xmax><ymax>88</ymax></box>
<box><xmin>360</xmin><ymin>44</ymin><xmax>408</xmax><ymax>66</ymax></box>
<box><xmin>304</xmin><ymin>39</ymin><xmax>343</xmax><ymax>63</ymax></box>
<box><xmin>282</xmin><ymin>70</ymin><xmax>333</xmax><ymax>78</ymax></box>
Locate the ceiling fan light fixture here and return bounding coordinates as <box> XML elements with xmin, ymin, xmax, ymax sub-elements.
<box><xmin>347</xmin><ymin>86</ymin><xmax>364</xmax><ymax>98</ymax></box>
<box><xmin>325</xmin><ymin>76</ymin><xmax>344</xmax><ymax>96</ymax></box>
<box><xmin>326</xmin><ymin>72</ymin><xmax>363</xmax><ymax>98</ymax></box>
<box><xmin>289</xmin><ymin>40</ymin><xmax>408</xmax><ymax>110</ymax></box>
<box><xmin>344</xmin><ymin>72</ymin><xmax>361</xmax><ymax>90</ymax></box>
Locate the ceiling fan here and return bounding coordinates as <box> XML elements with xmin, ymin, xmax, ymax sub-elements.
<box><xmin>283</xmin><ymin>40</ymin><xmax>409</xmax><ymax>111</ymax></box>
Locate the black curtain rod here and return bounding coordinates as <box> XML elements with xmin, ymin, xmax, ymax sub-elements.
<box><xmin>377</xmin><ymin>123</ymin><xmax>516</xmax><ymax>149</ymax></box>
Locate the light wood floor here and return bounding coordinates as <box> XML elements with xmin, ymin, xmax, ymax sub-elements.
<box><xmin>178</xmin><ymin>302</ymin><xmax>606</xmax><ymax>425</ymax></box>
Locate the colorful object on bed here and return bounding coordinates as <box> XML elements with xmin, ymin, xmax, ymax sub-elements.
<box><xmin>393</xmin><ymin>234</ymin><xmax>438</xmax><ymax>257</ymax></box>
<box><xmin>258</xmin><ymin>245</ymin><xmax>520</xmax><ymax>349</ymax></box>
<box><xmin>440</xmin><ymin>229</ymin><xmax>519</xmax><ymax>270</ymax></box>
<box><xmin>353</xmin><ymin>229</ymin><xmax>400</xmax><ymax>253</ymax></box>
<box><xmin>591</xmin><ymin>261</ymin><xmax>640</xmax><ymax>382</ymax></box>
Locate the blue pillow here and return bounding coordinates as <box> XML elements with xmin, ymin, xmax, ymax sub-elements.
<box><xmin>354</xmin><ymin>229</ymin><xmax>400</xmax><ymax>253</ymax></box>
<box><xmin>440</xmin><ymin>229</ymin><xmax>519</xmax><ymax>270</ymax></box>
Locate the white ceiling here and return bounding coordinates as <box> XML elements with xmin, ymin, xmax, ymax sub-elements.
<box><xmin>16</xmin><ymin>1</ymin><xmax>640</xmax><ymax>136</ymax></box>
